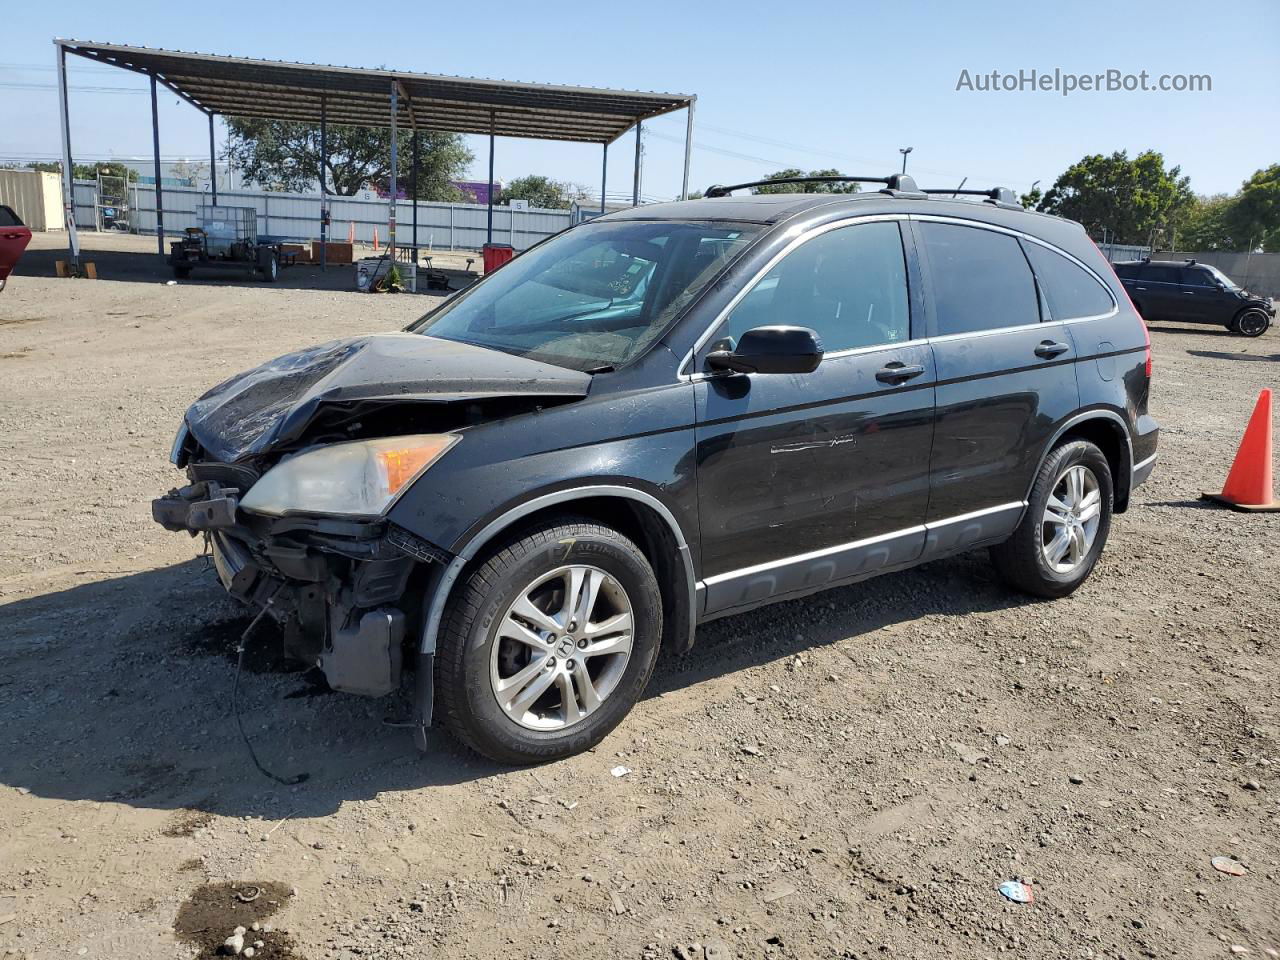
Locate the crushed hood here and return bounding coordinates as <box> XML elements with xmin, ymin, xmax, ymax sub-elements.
<box><xmin>184</xmin><ymin>334</ymin><xmax>591</xmax><ymax>462</ymax></box>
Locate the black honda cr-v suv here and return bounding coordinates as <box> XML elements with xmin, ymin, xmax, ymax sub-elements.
<box><xmin>154</xmin><ymin>174</ymin><xmax>1159</xmax><ymax>764</ymax></box>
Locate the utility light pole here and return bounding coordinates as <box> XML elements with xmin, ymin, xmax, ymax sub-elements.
<box><xmin>899</xmin><ymin>146</ymin><xmax>913</xmax><ymax>174</ymax></box>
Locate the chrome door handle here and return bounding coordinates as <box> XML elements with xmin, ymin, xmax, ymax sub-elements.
<box><xmin>1035</xmin><ymin>340</ymin><xmax>1070</xmax><ymax>359</ymax></box>
<box><xmin>875</xmin><ymin>362</ymin><xmax>925</xmax><ymax>384</ymax></box>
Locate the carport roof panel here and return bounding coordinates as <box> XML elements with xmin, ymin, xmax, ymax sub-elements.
<box><xmin>56</xmin><ymin>39</ymin><xmax>694</xmax><ymax>143</ymax></box>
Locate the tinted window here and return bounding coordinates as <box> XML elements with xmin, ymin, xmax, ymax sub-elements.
<box><xmin>1181</xmin><ymin>267</ymin><xmax>1215</xmax><ymax>287</ymax></box>
<box><xmin>920</xmin><ymin>222</ymin><xmax>1039</xmax><ymax>335</ymax></box>
<box><xmin>1142</xmin><ymin>265</ymin><xmax>1181</xmax><ymax>284</ymax></box>
<box><xmin>0</xmin><ymin>206</ymin><xmax>23</xmax><ymax>227</ymax></box>
<box><xmin>1023</xmin><ymin>242</ymin><xmax>1115</xmax><ymax>320</ymax></box>
<box><xmin>719</xmin><ymin>221</ymin><xmax>910</xmax><ymax>353</ymax></box>
<box><xmin>1112</xmin><ymin>263</ymin><xmax>1138</xmax><ymax>279</ymax></box>
<box><xmin>413</xmin><ymin>219</ymin><xmax>760</xmax><ymax>371</ymax></box>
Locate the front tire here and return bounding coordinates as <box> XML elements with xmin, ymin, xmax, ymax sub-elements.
<box><xmin>435</xmin><ymin>518</ymin><xmax>662</xmax><ymax>764</ymax></box>
<box><xmin>1235</xmin><ymin>308</ymin><xmax>1270</xmax><ymax>338</ymax></box>
<box><xmin>991</xmin><ymin>440</ymin><xmax>1113</xmax><ymax>599</ymax></box>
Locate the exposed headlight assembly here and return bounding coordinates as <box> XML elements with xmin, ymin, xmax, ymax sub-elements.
<box><xmin>240</xmin><ymin>434</ymin><xmax>458</xmax><ymax>518</ymax></box>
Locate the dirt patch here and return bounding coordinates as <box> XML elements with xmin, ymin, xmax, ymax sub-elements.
<box><xmin>0</xmin><ymin>316</ymin><xmax>43</xmax><ymax>327</ymax></box>
<box><xmin>174</xmin><ymin>882</ymin><xmax>302</xmax><ymax>960</ymax></box>
<box><xmin>162</xmin><ymin>810</ymin><xmax>214</xmax><ymax>838</ymax></box>
<box><xmin>185</xmin><ymin>616</ymin><xmax>284</xmax><ymax>674</ymax></box>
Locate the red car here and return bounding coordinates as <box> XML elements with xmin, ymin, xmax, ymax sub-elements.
<box><xmin>0</xmin><ymin>205</ymin><xmax>33</xmax><ymax>293</ymax></box>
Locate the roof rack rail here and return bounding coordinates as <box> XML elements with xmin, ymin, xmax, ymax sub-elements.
<box><xmin>703</xmin><ymin>173</ymin><xmax>920</xmax><ymax>198</ymax></box>
<box><xmin>921</xmin><ymin>187</ymin><xmax>1021</xmax><ymax>206</ymax></box>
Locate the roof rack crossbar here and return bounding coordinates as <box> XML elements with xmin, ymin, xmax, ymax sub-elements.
<box><xmin>921</xmin><ymin>187</ymin><xmax>1019</xmax><ymax>204</ymax></box>
<box><xmin>704</xmin><ymin>173</ymin><xmax>918</xmax><ymax>198</ymax></box>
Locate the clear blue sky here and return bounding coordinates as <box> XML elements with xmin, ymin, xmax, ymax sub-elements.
<box><xmin>3</xmin><ymin>0</ymin><xmax>1276</xmax><ymax>199</ymax></box>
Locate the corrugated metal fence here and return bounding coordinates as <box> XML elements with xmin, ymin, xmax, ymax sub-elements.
<box><xmin>71</xmin><ymin>181</ymin><xmax>572</xmax><ymax>252</ymax></box>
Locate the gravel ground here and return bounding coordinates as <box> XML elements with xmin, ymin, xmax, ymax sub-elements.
<box><xmin>1</xmin><ymin>237</ymin><xmax>1278</xmax><ymax>960</ymax></box>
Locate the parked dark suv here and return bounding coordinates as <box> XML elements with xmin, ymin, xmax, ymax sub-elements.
<box><xmin>1113</xmin><ymin>258</ymin><xmax>1274</xmax><ymax>337</ymax></box>
<box><xmin>153</xmin><ymin>174</ymin><xmax>1159</xmax><ymax>764</ymax></box>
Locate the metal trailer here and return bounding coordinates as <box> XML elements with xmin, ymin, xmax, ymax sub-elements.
<box><xmin>168</xmin><ymin>204</ymin><xmax>284</xmax><ymax>281</ymax></box>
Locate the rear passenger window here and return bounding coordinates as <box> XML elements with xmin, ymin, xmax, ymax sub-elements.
<box><xmin>920</xmin><ymin>222</ymin><xmax>1039</xmax><ymax>336</ymax></box>
<box><xmin>719</xmin><ymin>221</ymin><xmax>910</xmax><ymax>353</ymax></box>
<box><xmin>1143</xmin><ymin>266</ymin><xmax>1180</xmax><ymax>284</ymax></box>
<box><xmin>0</xmin><ymin>206</ymin><xmax>23</xmax><ymax>227</ymax></box>
<box><xmin>1112</xmin><ymin>263</ymin><xmax>1138</xmax><ymax>279</ymax></box>
<box><xmin>1022</xmin><ymin>242</ymin><xmax>1115</xmax><ymax>320</ymax></box>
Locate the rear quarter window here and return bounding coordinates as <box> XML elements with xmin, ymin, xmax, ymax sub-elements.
<box><xmin>1022</xmin><ymin>241</ymin><xmax>1115</xmax><ymax>320</ymax></box>
<box><xmin>0</xmin><ymin>206</ymin><xmax>24</xmax><ymax>227</ymax></box>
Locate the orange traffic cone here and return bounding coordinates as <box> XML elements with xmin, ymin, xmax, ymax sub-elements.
<box><xmin>372</xmin><ymin>227</ymin><xmax>380</xmax><ymax>253</ymax></box>
<box><xmin>1201</xmin><ymin>388</ymin><xmax>1280</xmax><ymax>512</ymax></box>
<box><xmin>347</xmin><ymin>221</ymin><xmax>355</xmax><ymax>244</ymax></box>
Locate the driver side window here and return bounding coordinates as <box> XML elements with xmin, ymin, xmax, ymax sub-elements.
<box><xmin>715</xmin><ymin>220</ymin><xmax>910</xmax><ymax>353</ymax></box>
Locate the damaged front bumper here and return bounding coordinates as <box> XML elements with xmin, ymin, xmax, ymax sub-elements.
<box><xmin>153</xmin><ymin>479</ymin><xmax>449</xmax><ymax>711</ymax></box>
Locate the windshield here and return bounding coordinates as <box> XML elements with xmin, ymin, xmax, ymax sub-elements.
<box><xmin>1204</xmin><ymin>264</ymin><xmax>1240</xmax><ymax>290</ymax></box>
<box><xmin>410</xmin><ymin>219</ymin><xmax>761</xmax><ymax>371</ymax></box>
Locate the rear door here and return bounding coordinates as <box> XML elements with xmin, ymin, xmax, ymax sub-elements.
<box><xmin>1130</xmin><ymin>263</ymin><xmax>1181</xmax><ymax>320</ymax></box>
<box><xmin>693</xmin><ymin>217</ymin><xmax>936</xmax><ymax>614</ymax></box>
<box><xmin>0</xmin><ymin>205</ymin><xmax>32</xmax><ymax>285</ymax></box>
<box><xmin>914</xmin><ymin>218</ymin><xmax>1080</xmax><ymax>546</ymax></box>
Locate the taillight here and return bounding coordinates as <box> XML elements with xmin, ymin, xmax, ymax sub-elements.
<box><xmin>1089</xmin><ymin>235</ymin><xmax>1151</xmax><ymax>379</ymax></box>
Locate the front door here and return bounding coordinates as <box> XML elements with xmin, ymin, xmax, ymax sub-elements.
<box><xmin>692</xmin><ymin>219</ymin><xmax>936</xmax><ymax>615</ymax></box>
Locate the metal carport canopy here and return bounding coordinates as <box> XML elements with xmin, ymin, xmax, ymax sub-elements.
<box><xmin>56</xmin><ymin>39</ymin><xmax>695</xmax><ymax>144</ymax></box>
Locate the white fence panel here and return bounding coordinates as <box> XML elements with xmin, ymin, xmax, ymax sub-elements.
<box><xmin>73</xmin><ymin>181</ymin><xmax>571</xmax><ymax>252</ymax></box>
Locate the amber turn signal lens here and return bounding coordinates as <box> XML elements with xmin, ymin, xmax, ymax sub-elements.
<box><xmin>376</xmin><ymin>437</ymin><xmax>455</xmax><ymax>495</ymax></box>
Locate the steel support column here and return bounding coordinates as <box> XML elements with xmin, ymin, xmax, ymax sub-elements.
<box><xmin>319</xmin><ymin>96</ymin><xmax>327</xmax><ymax>270</ymax></box>
<box><xmin>681</xmin><ymin>99</ymin><xmax>695</xmax><ymax>201</ymax></box>
<box><xmin>411</xmin><ymin>128</ymin><xmax>419</xmax><ymax>262</ymax></box>
<box><xmin>486</xmin><ymin>111</ymin><xmax>495</xmax><ymax>246</ymax></box>
<box><xmin>600</xmin><ymin>143</ymin><xmax>608</xmax><ymax>216</ymax></box>
<box><xmin>208</xmin><ymin>114</ymin><xmax>218</xmax><ymax>206</ymax></box>
<box><xmin>388</xmin><ymin>81</ymin><xmax>398</xmax><ymax>263</ymax></box>
<box><xmin>632</xmin><ymin>120</ymin><xmax>642</xmax><ymax>207</ymax></box>
<box><xmin>150</xmin><ymin>75</ymin><xmax>164</xmax><ymax>256</ymax></box>
<box><xmin>54</xmin><ymin>42</ymin><xmax>79</xmax><ymax>270</ymax></box>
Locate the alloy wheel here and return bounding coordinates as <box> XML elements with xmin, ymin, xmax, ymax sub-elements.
<box><xmin>1238</xmin><ymin>309</ymin><xmax>1269</xmax><ymax>338</ymax></box>
<box><xmin>1041</xmin><ymin>464</ymin><xmax>1102</xmax><ymax>574</ymax></box>
<box><xmin>489</xmin><ymin>564</ymin><xmax>634</xmax><ymax>731</ymax></box>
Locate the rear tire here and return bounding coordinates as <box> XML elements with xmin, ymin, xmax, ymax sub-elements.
<box><xmin>435</xmin><ymin>518</ymin><xmax>662</xmax><ymax>764</ymax></box>
<box><xmin>258</xmin><ymin>250</ymin><xmax>279</xmax><ymax>283</ymax></box>
<box><xmin>1235</xmin><ymin>308</ymin><xmax>1270</xmax><ymax>338</ymax></box>
<box><xmin>991</xmin><ymin>440</ymin><xmax>1113</xmax><ymax>599</ymax></box>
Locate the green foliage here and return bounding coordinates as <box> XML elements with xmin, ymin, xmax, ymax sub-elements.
<box><xmin>1178</xmin><ymin>194</ymin><xmax>1238</xmax><ymax>251</ymax></box>
<box><xmin>3</xmin><ymin>160</ymin><xmax>137</xmax><ymax>182</ymax></box>
<box><xmin>1225</xmin><ymin>164</ymin><xmax>1280</xmax><ymax>252</ymax></box>
<box><xmin>225</xmin><ymin>118</ymin><xmax>472</xmax><ymax>199</ymax></box>
<box><xmin>1019</xmin><ymin>187</ymin><xmax>1042</xmax><ymax>209</ymax></box>
<box><xmin>499</xmin><ymin>175</ymin><xmax>589</xmax><ymax>209</ymax></box>
<box><xmin>1035</xmin><ymin>150</ymin><xmax>1193</xmax><ymax>246</ymax></box>
<box><xmin>753</xmin><ymin>168</ymin><xmax>861</xmax><ymax>194</ymax></box>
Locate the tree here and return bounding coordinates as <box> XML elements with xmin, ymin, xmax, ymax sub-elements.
<box><xmin>1019</xmin><ymin>186</ymin><xmax>1042</xmax><ymax>209</ymax></box>
<box><xmin>4</xmin><ymin>160</ymin><xmax>136</xmax><ymax>182</ymax></box>
<box><xmin>753</xmin><ymin>168</ymin><xmax>861</xmax><ymax>194</ymax></box>
<box><xmin>500</xmin><ymin>175</ymin><xmax>589</xmax><ymax>209</ymax></box>
<box><xmin>225</xmin><ymin>118</ymin><xmax>472</xmax><ymax>199</ymax></box>
<box><xmin>1225</xmin><ymin>164</ymin><xmax>1280</xmax><ymax>252</ymax></box>
<box><xmin>1035</xmin><ymin>150</ymin><xmax>1193</xmax><ymax>246</ymax></box>
<box><xmin>1178</xmin><ymin>194</ymin><xmax>1238</xmax><ymax>251</ymax></box>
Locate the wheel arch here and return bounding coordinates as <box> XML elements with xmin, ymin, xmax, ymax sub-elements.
<box><xmin>1030</xmin><ymin>410</ymin><xmax>1134</xmax><ymax>513</ymax></box>
<box><xmin>420</xmin><ymin>484</ymin><xmax>698</xmax><ymax>662</ymax></box>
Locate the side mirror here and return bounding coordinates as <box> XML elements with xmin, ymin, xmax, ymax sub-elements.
<box><xmin>706</xmin><ymin>325</ymin><xmax>824</xmax><ymax>375</ymax></box>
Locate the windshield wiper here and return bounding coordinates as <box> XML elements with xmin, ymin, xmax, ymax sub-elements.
<box><xmin>585</xmin><ymin>363</ymin><xmax>615</xmax><ymax>374</ymax></box>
